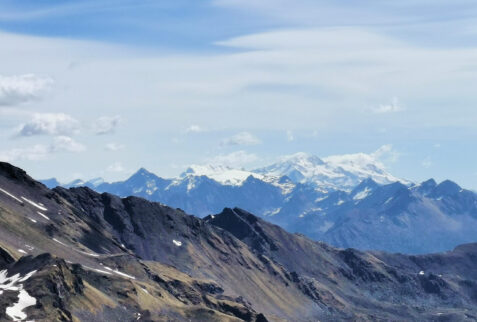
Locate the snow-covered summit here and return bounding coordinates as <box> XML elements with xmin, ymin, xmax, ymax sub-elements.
<box><xmin>181</xmin><ymin>164</ymin><xmax>264</xmax><ymax>186</ymax></box>
<box><xmin>255</xmin><ymin>151</ymin><xmax>407</xmax><ymax>191</ymax></box>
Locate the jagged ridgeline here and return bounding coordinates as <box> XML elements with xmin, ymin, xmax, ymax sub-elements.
<box><xmin>44</xmin><ymin>154</ymin><xmax>477</xmax><ymax>254</ymax></box>
<box><xmin>1</xmin><ymin>161</ymin><xmax>477</xmax><ymax>321</ymax></box>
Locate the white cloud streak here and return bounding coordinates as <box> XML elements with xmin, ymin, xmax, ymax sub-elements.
<box><xmin>185</xmin><ymin>125</ymin><xmax>205</xmax><ymax>134</ymax></box>
<box><xmin>107</xmin><ymin>162</ymin><xmax>125</xmax><ymax>172</ymax></box>
<box><xmin>220</xmin><ymin>132</ymin><xmax>261</xmax><ymax>146</ymax></box>
<box><xmin>372</xmin><ymin>97</ymin><xmax>403</xmax><ymax>114</ymax></box>
<box><xmin>93</xmin><ymin>115</ymin><xmax>121</xmax><ymax>135</ymax></box>
<box><xmin>105</xmin><ymin>143</ymin><xmax>125</xmax><ymax>151</ymax></box>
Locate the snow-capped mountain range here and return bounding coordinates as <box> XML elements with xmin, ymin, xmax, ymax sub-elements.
<box><xmin>41</xmin><ymin>151</ymin><xmax>409</xmax><ymax>218</ymax></box>
<box><xmin>40</xmin><ymin>152</ymin><xmax>477</xmax><ymax>254</ymax></box>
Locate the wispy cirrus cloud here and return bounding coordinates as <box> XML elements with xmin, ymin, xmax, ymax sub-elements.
<box><xmin>105</xmin><ymin>142</ymin><xmax>125</xmax><ymax>151</ymax></box>
<box><xmin>286</xmin><ymin>130</ymin><xmax>294</xmax><ymax>142</ymax></box>
<box><xmin>93</xmin><ymin>115</ymin><xmax>121</xmax><ymax>135</ymax></box>
<box><xmin>185</xmin><ymin>125</ymin><xmax>206</xmax><ymax>134</ymax></box>
<box><xmin>0</xmin><ymin>74</ymin><xmax>53</xmax><ymax>106</ymax></box>
<box><xmin>421</xmin><ymin>156</ymin><xmax>432</xmax><ymax>168</ymax></box>
<box><xmin>372</xmin><ymin>97</ymin><xmax>403</xmax><ymax>114</ymax></box>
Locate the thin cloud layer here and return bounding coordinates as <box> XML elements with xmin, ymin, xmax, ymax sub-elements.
<box><xmin>50</xmin><ymin>136</ymin><xmax>86</xmax><ymax>153</ymax></box>
<box><xmin>105</xmin><ymin>143</ymin><xmax>125</xmax><ymax>151</ymax></box>
<box><xmin>207</xmin><ymin>150</ymin><xmax>259</xmax><ymax>168</ymax></box>
<box><xmin>0</xmin><ymin>136</ymin><xmax>85</xmax><ymax>162</ymax></box>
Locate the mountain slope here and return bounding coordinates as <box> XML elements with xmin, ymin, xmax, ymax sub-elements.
<box><xmin>285</xmin><ymin>179</ymin><xmax>477</xmax><ymax>253</ymax></box>
<box><xmin>206</xmin><ymin>208</ymin><xmax>477</xmax><ymax>321</ymax></box>
<box><xmin>4</xmin><ymin>162</ymin><xmax>477</xmax><ymax>321</ymax></box>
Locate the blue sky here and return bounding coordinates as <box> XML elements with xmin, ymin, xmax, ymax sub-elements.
<box><xmin>1</xmin><ymin>0</ymin><xmax>477</xmax><ymax>188</ymax></box>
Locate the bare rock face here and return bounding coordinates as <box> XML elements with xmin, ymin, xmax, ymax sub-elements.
<box><xmin>1</xmin><ymin>161</ymin><xmax>477</xmax><ymax>321</ymax></box>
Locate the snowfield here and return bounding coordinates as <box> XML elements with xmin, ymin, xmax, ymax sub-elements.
<box><xmin>0</xmin><ymin>269</ymin><xmax>37</xmax><ymax>321</ymax></box>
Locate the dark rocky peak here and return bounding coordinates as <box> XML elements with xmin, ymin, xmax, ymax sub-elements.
<box><xmin>205</xmin><ymin>208</ymin><xmax>278</xmax><ymax>253</ymax></box>
<box><xmin>431</xmin><ymin>180</ymin><xmax>462</xmax><ymax>197</ymax></box>
<box><xmin>126</xmin><ymin>167</ymin><xmax>159</xmax><ymax>182</ymax></box>
<box><xmin>242</xmin><ymin>175</ymin><xmax>264</xmax><ymax>185</ymax></box>
<box><xmin>117</xmin><ymin>167</ymin><xmax>171</xmax><ymax>192</ymax></box>
<box><xmin>54</xmin><ymin>186</ymin><xmax>103</xmax><ymax>206</ymax></box>
<box><xmin>349</xmin><ymin>178</ymin><xmax>379</xmax><ymax>199</ymax></box>
<box><xmin>415</xmin><ymin>178</ymin><xmax>437</xmax><ymax>195</ymax></box>
<box><xmin>377</xmin><ymin>181</ymin><xmax>409</xmax><ymax>194</ymax></box>
<box><xmin>0</xmin><ymin>247</ymin><xmax>14</xmax><ymax>267</ymax></box>
<box><xmin>0</xmin><ymin>162</ymin><xmax>45</xmax><ymax>189</ymax></box>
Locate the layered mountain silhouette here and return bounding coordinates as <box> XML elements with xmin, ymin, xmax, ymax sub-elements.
<box><xmin>42</xmin><ymin>153</ymin><xmax>477</xmax><ymax>254</ymax></box>
<box><xmin>2</xmin><ymin>161</ymin><xmax>477</xmax><ymax>321</ymax></box>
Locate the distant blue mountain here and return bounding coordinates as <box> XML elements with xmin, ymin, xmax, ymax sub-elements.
<box><xmin>40</xmin><ymin>178</ymin><xmax>60</xmax><ymax>189</ymax></box>
<box><xmin>40</xmin><ymin>153</ymin><xmax>477</xmax><ymax>254</ymax></box>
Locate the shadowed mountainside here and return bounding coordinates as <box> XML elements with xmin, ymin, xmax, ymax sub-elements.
<box><xmin>1</xmin><ymin>162</ymin><xmax>477</xmax><ymax>321</ymax></box>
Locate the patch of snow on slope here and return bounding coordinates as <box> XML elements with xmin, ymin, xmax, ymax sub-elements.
<box><xmin>0</xmin><ymin>187</ymin><xmax>23</xmax><ymax>204</ymax></box>
<box><xmin>141</xmin><ymin>287</ymin><xmax>149</xmax><ymax>294</ymax></box>
<box><xmin>6</xmin><ymin>289</ymin><xmax>37</xmax><ymax>321</ymax></box>
<box><xmin>37</xmin><ymin>211</ymin><xmax>50</xmax><ymax>221</ymax></box>
<box><xmin>0</xmin><ymin>269</ymin><xmax>37</xmax><ymax>321</ymax></box>
<box><xmin>82</xmin><ymin>265</ymin><xmax>113</xmax><ymax>276</ymax></box>
<box><xmin>384</xmin><ymin>197</ymin><xmax>394</xmax><ymax>204</ymax></box>
<box><xmin>353</xmin><ymin>187</ymin><xmax>372</xmax><ymax>200</ymax></box>
<box><xmin>20</xmin><ymin>196</ymin><xmax>47</xmax><ymax>211</ymax></box>
<box><xmin>53</xmin><ymin>238</ymin><xmax>99</xmax><ymax>257</ymax></box>
<box><xmin>103</xmin><ymin>266</ymin><xmax>135</xmax><ymax>279</ymax></box>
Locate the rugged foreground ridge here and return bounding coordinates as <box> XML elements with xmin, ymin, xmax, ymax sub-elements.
<box><xmin>1</xmin><ymin>162</ymin><xmax>477</xmax><ymax>321</ymax></box>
